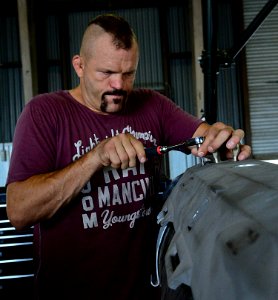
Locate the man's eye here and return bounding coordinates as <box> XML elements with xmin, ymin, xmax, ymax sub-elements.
<box><xmin>124</xmin><ymin>72</ymin><xmax>135</xmax><ymax>78</ymax></box>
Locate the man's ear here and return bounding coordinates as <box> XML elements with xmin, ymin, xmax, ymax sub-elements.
<box><xmin>72</xmin><ymin>55</ymin><xmax>84</xmax><ymax>77</ymax></box>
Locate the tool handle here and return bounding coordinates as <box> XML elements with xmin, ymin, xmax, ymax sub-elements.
<box><xmin>145</xmin><ymin>146</ymin><xmax>162</xmax><ymax>158</ymax></box>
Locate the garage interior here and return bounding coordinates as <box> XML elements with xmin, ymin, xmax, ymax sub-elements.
<box><xmin>0</xmin><ymin>0</ymin><xmax>277</xmax><ymax>298</ymax></box>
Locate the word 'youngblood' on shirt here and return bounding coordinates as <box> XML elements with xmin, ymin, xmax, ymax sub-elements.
<box><xmin>80</xmin><ymin>163</ymin><xmax>155</xmax><ymax>230</ymax></box>
<box><xmin>101</xmin><ymin>206</ymin><xmax>152</xmax><ymax>229</ymax></box>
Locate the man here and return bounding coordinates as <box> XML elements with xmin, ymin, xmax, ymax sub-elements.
<box><xmin>6</xmin><ymin>14</ymin><xmax>251</xmax><ymax>299</ymax></box>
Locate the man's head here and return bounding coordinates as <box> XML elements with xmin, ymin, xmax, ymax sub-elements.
<box><xmin>72</xmin><ymin>14</ymin><xmax>139</xmax><ymax>114</ymax></box>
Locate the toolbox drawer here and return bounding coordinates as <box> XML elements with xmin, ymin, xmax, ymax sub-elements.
<box><xmin>0</xmin><ymin>187</ymin><xmax>34</xmax><ymax>298</ymax></box>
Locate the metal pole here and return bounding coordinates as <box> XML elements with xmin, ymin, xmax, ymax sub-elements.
<box><xmin>201</xmin><ymin>0</ymin><xmax>218</xmax><ymax>124</ymax></box>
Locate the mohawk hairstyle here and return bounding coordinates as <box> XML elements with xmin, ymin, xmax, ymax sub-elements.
<box><xmin>88</xmin><ymin>13</ymin><xmax>137</xmax><ymax>49</ymax></box>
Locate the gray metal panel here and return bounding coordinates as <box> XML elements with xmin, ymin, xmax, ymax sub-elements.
<box><xmin>47</xmin><ymin>16</ymin><xmax>62</xmax><ymax>91</ymax></box>
<box><xmin>168</xmin><ymin>6</ymin><xmax>191</xmax><ymax>54</ymax></box>
<box><xmin>47</xmin><ymin>16</ymin><xmax>60</xmax><ymax>61</ymax></box>
<box><xmin>170</xmin><ymin>58</ymin><xmax>193</xmax><ymax>111</ymax></box>
<box><xmin>0</xmin><ymin>16</ymin><xmax>23</xmax><ymax>143</ymax></box>
<box><xmin>48</xmin><ymin>66</ymin><xmax>62</xmax><ymax>92</ymax></box>
<box><xmin>168</xmin><ymin>6</ymin><xmax>194</xmax><ymax>112</ymax></box>
<box><xmin>243</xmin><ymin>0</ymin><xmax>278</xmax><ymax>158</ymax></box>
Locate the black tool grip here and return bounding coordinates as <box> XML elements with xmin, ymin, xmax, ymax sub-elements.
<box><xmin>145</xmin><ymin>146</ymin><xmax>161</xmax><ymax>158</ymax></box>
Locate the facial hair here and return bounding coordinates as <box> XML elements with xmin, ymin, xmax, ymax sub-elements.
<box><xmin>100</xmin><ymin>89</ymin><xmax>128</xmax><ymax>113</ymax></box>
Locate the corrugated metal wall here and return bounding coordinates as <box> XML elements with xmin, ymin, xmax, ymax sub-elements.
<box><xmin>0</xmin><ymin>16</ymin><xmax>22</xmax><ymax>183</ymax></box>
<box><xmin>0</xmin><ymin>16</ymin><xmax>23</xmax><ymax>143</ymax></box>
<box><xmin>168</xmin><ymin>6</ymin><xmax>194</xmax><ymax>112</ymax></box>
<box><xmin>47</xmin><ymin>16</ymin><xmax>62</xmax><ymax>91</ymax></box>
<box><xmin>243</xmin><ymin>0</ymin><xmax>278</xmax><ymax>158</ymax></box>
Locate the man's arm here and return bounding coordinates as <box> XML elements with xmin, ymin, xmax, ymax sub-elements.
<box><xmin>6</xmin><ymin>133</ymin><xmax>146</xmax><ymax>230</ymax></box>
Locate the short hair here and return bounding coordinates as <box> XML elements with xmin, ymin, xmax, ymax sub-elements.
<box><xmin>88</xmin><ymin>13</ymin><xmax>137</xmax><ymax>49</ymax></box>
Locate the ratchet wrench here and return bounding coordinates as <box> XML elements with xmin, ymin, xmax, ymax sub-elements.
<box><xmin>145</xmin><ymin>136</ymin><xmax>205</xmax><ymax>158</ymax></box>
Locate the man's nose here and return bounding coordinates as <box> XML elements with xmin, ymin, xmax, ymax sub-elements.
<box><xmin>110</xmin><ymin>74</ymin><xmax>124</xmax><ymax>90</ymax></box>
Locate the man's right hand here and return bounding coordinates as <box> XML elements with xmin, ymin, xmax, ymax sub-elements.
<box><xmin>92</xmin><ymin>133</ymin><xmax>147</xmax><ymax>170</ymax></box>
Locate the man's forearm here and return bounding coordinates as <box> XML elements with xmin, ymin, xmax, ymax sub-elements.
<box><xmin>6</xmin><ymin>150</ymin><xmax>99</xmax><ymax>230</ymax></box>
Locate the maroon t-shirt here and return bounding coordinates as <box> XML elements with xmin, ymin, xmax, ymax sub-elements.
<box><xmin>7</xmin><ymin>89</ymin><xmax>202</xmax><ymax>299</ymax></box>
